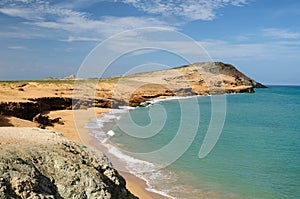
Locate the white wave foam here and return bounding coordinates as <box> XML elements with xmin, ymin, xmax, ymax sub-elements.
<box><xmin>108</xmin><ymin>146</ymin><xmax>155</xmax><ymax>170</ymax></box>
<box><xmin>118</xmin><ymin>106</ymin><xmax>135</xmax><ymax>110</ymax></box>
<box><xmin>145</xmin><ymin>187</ymin><xmax>176</xmax><ymax>199</ymax></box>
<box><xmin>91</xmin><ymin>130</ymin><xmax>107</xmax><ymax>142</ymax></box>
<box><xmin>106</xmin><ymin>145</ymin><xmax>177</xmax><ymax>198</ymax></box>
<box><xmin>84</xmin><ymin>123</ymin><xmax>103</xmax><ymax>129</ymax></box>
<box><xmin>107</xmin><ymin>130</ymin><xmax>115</xmax><ymax>137</ymax></box>
<box><xmin>140</xmin><ymin>95</ymin><xmax>203</xmax><ymax>107</ymax></box>
<box><xmin>85</xmin><ymin>103</ymin><xmax>180</xmax><ymax>199</ymax></box>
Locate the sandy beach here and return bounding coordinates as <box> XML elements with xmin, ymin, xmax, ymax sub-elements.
<box><xmin>47</xmin><ymin>108</ymin><xmax>166</xmax><ymax>199</ymax></box>
<box><xmin>0</xmin><ymin>107</ymin><xmax>164</xmax><ymax>199</ymax></box>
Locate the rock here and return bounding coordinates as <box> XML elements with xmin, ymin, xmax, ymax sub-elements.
<box><xmin>0</xmin><ymin>128</ymin><xmax>138</xmax><ymax>199</ymax></box>
<box><xmin>63</xmin><ymin>75</ymin><xmax>76</xmax><ymax>80</ymax></box>
<box><xmin>139</xmin><ymin>101</ymin><xmax>152</xmax><ymax>107</ymax></box>
<box><xmin>0</xmin><ymin>102</ymin><xmax>40</xmax><ymax>121</ymax></box>
<box><xmin>33</xmin><ymin>114</ymin><xmax>63</xmax><ymax>129</ymax></box>
<box><xmin>28</xmin><ymin>97</ymin><xmax>73</xmax><ymax>111</ymax></box>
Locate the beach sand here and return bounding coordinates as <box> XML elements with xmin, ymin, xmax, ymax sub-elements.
<box><xmin>0</xmin><ymin>108</ymin><xmax>165</xmax><ymax>199</ymax></box>
<box><xmin>47</xmin><ymin>108</ymin><xmax>166</xmax><ymax>199</ymax></box>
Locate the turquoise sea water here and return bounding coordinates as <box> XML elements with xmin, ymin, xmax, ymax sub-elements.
<box><xmin>88</xmin><ymin>86</ymin><xmax>300</xmax><ymax>198</ymax></box>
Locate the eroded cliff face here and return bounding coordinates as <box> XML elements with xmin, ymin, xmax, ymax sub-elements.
<box><xmin>0</xmin><ymin>62</ymin><xmax>266</xmax><ymax>126</ymax></box>
<box><xmin>108</xmin><ymin>62</ymin><xmax>266</xmax><ymax>106</ymax></box>
<box><xmin>0</xmin><ymin>128</ymin><xmax>138</xmax><ymax>199</ymax></box>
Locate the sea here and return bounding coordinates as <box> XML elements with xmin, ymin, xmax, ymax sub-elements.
<box><xmin>85</xmin><ymin>86</ymin><xmax>300</xmax><ymax>199</ymax></box>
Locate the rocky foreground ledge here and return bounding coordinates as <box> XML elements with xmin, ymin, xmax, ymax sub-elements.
<box><xmin>0</xmin><ymin>127</ymin><xmax>137</xmax><ymax>199</ymax></box>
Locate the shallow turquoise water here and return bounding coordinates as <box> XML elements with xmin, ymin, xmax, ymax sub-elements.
<box><xmin>92</xmin><ymin>86</ymin><xmax>300</xmax><ymax>198</ymax></box>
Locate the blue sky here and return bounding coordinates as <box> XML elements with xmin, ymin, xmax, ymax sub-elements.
<box><xmin>0</xmin><ymin>0</ymin><xmax>299</xmax><ymax>85</ymax></box>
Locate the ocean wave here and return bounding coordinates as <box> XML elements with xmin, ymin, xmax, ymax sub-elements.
<box><xmin>85</xmin><ymin>98</ymin><xmax>219</xmax><ymax>198</ymax></box>
<box><xmin>85</xmin><ymin>105</ymin><xmax>178</xmax><ymax>198</ymax></box>
<box><xmin>140</xmin><ymin>95</ymin><xmax>204</xmax><ymax>107</ymax></box>
<box><xmin>107</xmin><ymin>145</ymin><xmax>178</xmax><ymax>198</ymax></box>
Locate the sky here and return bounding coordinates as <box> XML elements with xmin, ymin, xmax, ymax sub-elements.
<box><xmin>0</xmin><ymin>0</ymin><xmax>299</xmax><ymax>85</ymax></box>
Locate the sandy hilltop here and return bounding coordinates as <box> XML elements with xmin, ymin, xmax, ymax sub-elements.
<box><xmin>0</xmin><ymin>62</ymin><xmax>266</xmax><ymax>198</ymax></box>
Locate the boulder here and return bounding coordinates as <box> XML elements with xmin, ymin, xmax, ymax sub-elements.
<box><xmin>0</xmin><ymin>128</ymin><xmax>138</xmax><ymax>199</ymax></box>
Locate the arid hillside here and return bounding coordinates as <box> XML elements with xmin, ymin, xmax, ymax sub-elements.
<box><xmin>0</xmin><ymin>62</ymin><xmax>266</xmax><ymax>127</ymax></box>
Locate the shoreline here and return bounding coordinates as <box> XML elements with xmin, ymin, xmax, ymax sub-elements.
<box><xmin>0</xmin><ymin>62</ymin><xmax>268</xmax><ymax>198</ymax></box>
<box><xmin>1</xmin><ymin>94</ymin><xmax>230</xmax><ymax>199</ymax></box>
<box><xmin>48</xmin><ymin>94</ymin><xmax>217</xmax><ymax>199</ymax></box>
<box><xmin>46</xmin><ymin>107</ymin><xmax>166</xmax><ymax>199</ymax></box>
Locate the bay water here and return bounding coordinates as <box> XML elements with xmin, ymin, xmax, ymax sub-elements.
<box><xmin>87</xmin><ymin>86</ymin><xmax>300</xmax><ymax>198</ymax></box>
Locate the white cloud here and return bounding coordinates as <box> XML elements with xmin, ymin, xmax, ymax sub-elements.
<box><xmin>29</xmin><ymin>16</ymin><xmax>173</xmax><ymax>37</ymax></box>
<box><xmin>230</xmin><ymin>0</ymin><xmax>249</xmax><ymax>6</ymax></box>
<box><xmin>55</xmin><ymin>0</ymin><xmax>106</xmax><ymax>10</ymax></box>
<box><xmin>8</xmin><ymin>46</ymin><xmax>27</xmax><ymax>50</ymax></box>
<box><xmin>0</xmin><ymin>7</ymin><xmax>43</xmax><ymax>20</ymax></box>
<box><xmin>233</xmin><ymin>35</ymin><xmax>251</xmax><ymax>41</ymax></box>
<box><xmin>199</xmin><ymin>39</ymin><xmax>300</xmax><ymax>60</ymax></box>
<box><xmin>98</xmin><ymin>30</ymin><xmax>300</xmax><ymax>62</ymax></box>
<box><xmin>0</xmin><ymin>30</ymin><xmax>44</xmax><ymax>39</ymax></box>
<box><xmin>0</xmin><ymin>0</ymin><xmax>251</xmax><ymax>43</ymax></box>
<box><xmin>0</xmin><ymin>0</ymin><xmax>174</xmax><ymax>41</ymax></box>
<box><xmin>0</xmin><ymin>2</ymin><xmax>87</xmax><ymax>22</ymax></box>
<box><xmin>62</xmin><ymin>36</ymin><xmax>101</xmax><ymax>42</ymax></box>
<box><xmin>263</xmin><ymin>28</ymin><xmax>299</xmax><ymax>39</ymax></box>
<box><xmin>121</xmin><ymin>0</ymin><xmax>249</xmax><ymax>20</ymax></box>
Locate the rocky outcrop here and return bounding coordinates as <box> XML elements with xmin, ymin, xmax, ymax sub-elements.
<box><xmin>33</xmin><ymin>114</ymin><xmax>63</xmax><ymax>129</ymax></box>
<box><xmin>0</xmin><ymin>102</ymin><xmax>40</xmax><ymax>121</ymax></box>
<box><xmin>106</xmin><ymin>62</ymin><xmax>266</xmax><ymax>106</ymax></box>
<box><xmin>28</xmin><ymin>97</ymin><xmax>73</xmax><ymax>111</ymax></box>
<box><xmin>0</xmin><ymin>97</ymin><xmax>113</xmax><ymax>127</ymax></box>
<box><xmin>212</xmin><ymin>62</ymin><xmax>267</xmax><ymax>88</ymax></box>
<box><xmin>0</xmin><ymin>127</ymin><xmax>138</xmax><ymax>199</ymax></box>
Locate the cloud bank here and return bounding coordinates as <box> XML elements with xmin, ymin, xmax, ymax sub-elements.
<box><xmin>0</xmin><ymin>0</ymin><xmax>250</xmax><ymax>41</ymax></box>
<box><xmin>121</xmin><ymin>0</ymin><xmax>249</xmax><ymax>20</ymax></box>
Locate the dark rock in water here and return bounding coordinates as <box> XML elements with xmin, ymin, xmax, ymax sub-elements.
<box><xmin>139</xmin><ymin>101</ymin><xmax>152</xmax><ymax>107</ymax></box>
<box><xmin>0</xmin><ymin>128</ymin><xmax>138</xmax><ymax>199</ymax></box>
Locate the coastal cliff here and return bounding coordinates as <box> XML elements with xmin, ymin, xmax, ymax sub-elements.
<box><xmin>0</xmin><ymin>127</ymin><xmax>137</xmax><ymax>199</ymax></box>
<box><xmin>113</xmin><ymin>62</ymin><xmax>266</xmax><ymax>106</ymax></box>
<box><xmin>0</xmin><ymin>62</ymin><xmax>266</xmax><ymax>124</ymax></box>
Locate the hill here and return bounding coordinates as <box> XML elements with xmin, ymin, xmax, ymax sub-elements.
<box><xmin>0</xmin><ymin>62</ymin><xmax>266</xmax><ymax>124</ymax></box>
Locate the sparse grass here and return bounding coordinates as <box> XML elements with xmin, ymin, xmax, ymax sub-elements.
<box><xmin>0</xmin><ymin>76</ymin><xmax>121</xmax><ymax>86</ymax></box>
<box><xmin>98</xmin><ymin>76</ymin><xmax>120</xmax><ymax>84</ymax></box>
<box><xmin>0</xmin><ymin>81</ymin><xmax>30</xmax><ymax>89</ymax></box>
<box><xmin>34</xmin><ymin>80</ymin><xmax>75</xmax><ymax>85</ymax></box>
<box><xmin>0</xmin><ymin>80</ymin><xmax>29</xmax><ymax>85</ymax></box>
